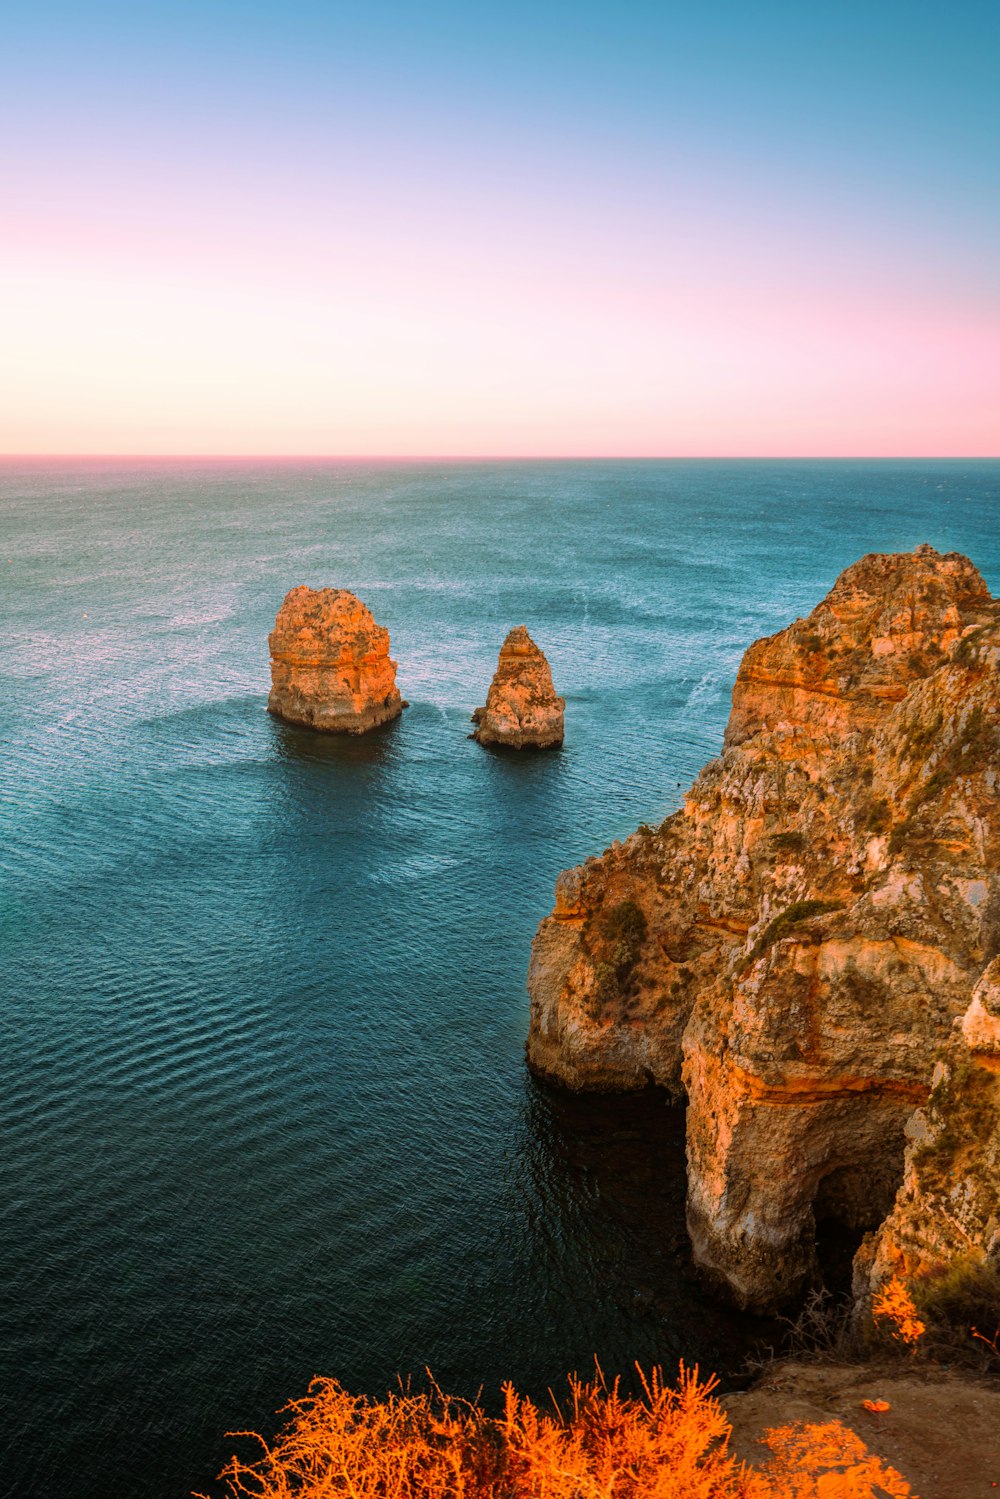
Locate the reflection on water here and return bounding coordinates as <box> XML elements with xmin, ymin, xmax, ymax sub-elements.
<box><xmin>270</xmin><ymin>712</ymin><xmax>406</xmax><ymax>768</ymax></box>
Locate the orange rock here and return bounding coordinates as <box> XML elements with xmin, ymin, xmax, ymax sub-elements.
<box><xmin>526</xmin><ymin>545</ymin><xmax>1000</xmax><ymax>1311</ymax></box>
<box><xmin>268</xmin><ymin>586</ymin><xmax>405</xmax><ymax>734</ymax></box>
<box><xmin>471</xmin><ymin>626</ymin><xmax>565</xmax><ymax>749</ymax></box>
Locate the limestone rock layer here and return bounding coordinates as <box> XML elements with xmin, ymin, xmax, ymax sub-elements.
<box><xmin>268</xmin><ymin>586</ymin><xmax>404</xmax><ymax>734</ymax></box>
<box><xmin>472</xmin><ymin>626</ymin><xmax>565</xmax><ymax>749</ymax></box>
<box><xmin>526</xmin><ymin>545</ymin><xmax>1000</xmax><ymax>1311</ymax></box>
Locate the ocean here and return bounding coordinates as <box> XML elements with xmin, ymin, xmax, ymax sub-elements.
<box><xmin>2</xmin><ymin>458</ymin><xmax>998</xmax><ymax>1497</ymax></box>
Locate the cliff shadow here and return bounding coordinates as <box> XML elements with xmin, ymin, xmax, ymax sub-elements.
<box><xmin>518</xmin><ymin>1075</ymin><xmax>778</xmax><ymax>1384</ymax></box>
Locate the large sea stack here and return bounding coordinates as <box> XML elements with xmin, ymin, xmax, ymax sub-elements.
<box><xmin>526</xmin><ymin>545</ymin><xmax>999</xmax><ymax>1312</ymax></box>
<box><xmin>472</xmin><ymin>626</ymin><xmax>565</xmax><ymax>749</ymax></box>
<box><xmin>268</xmin><ymin>586</ymin><xmax>405</xmax><ymax>734</ymax></box>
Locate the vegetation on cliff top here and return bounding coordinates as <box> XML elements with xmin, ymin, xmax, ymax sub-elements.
<box><xmin>218</xmin><ymin>1259</ymin><xmax>993</xmax><ymax>1497</ymax></box>
<box><xmin>197</xmin><ymin>1361</ymin><xmax>917</xmax><ymax>1499</ymax></box>
<box><xmin>791</xmin><ymin>1267</ymin><xmax>1000</xmax><ymax>1377</ymax></box>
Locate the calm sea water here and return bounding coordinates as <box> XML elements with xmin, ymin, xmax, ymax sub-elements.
<box><xmin>2</xmin><ymin>458</ymin><xmax>998</xmax><ymax>1497</ymax></box>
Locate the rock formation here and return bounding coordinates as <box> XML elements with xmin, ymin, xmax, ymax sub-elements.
<box><xmin>527</xmin><ymin>545</ymin><xmax>999</xmax><ymax>1311</ymax></box>
<box><xmin>856</xmin><ymin>956</ymin><xmax>1000</xmax><ymax>1301</ymax></box>
<box><xmin>268</xmin><ymin>586</ymin><xmax>405</xmax><ymax>733</ymax></box>
<box><xmin>471</xmin><ymin>626</ymin><xmax>565</xmax><ymax>749</ymax></box>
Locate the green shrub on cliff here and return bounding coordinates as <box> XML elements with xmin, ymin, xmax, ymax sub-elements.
<box><xmin>911</xmin><ymin>1259</ymin><xmax>1000</xmax><ymax>1373</ymax></box>
<box><xmin>749</xmin><ymin>900</ymin><xmax>843</xmax><ymax>962</ymax></box>
<box><xmin>590</xmin><ymin>901</ymin><xmax>648</xmax><ymax>1013</ymax></box>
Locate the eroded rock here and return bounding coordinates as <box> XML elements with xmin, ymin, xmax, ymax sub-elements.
<box><xmin>526</xmin><ymin>545</ymin><xmax>999</xmax><ymax>1310</ymax></box>
<box><xmin>855</xmin><ymin>956</ymin><xmax>1000</xmax><ymax>1303</ymax></box>
<box><xmin>268</xmin><ymin>586</ymin><xmax>405</xmax><ymax>733</ymax></box>
<box><xmin>472</xmin><ymin>626</ymin><xmax>565</xmax><ymax>749</ymax></box>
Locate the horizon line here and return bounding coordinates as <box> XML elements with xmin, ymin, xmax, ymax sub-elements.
<box><xmin>2</xmin><ymin>452</ymin><xmax>998</xmax><ymax>463</ymax></box>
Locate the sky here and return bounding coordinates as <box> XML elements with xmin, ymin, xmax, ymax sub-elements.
<box><xmin>1</xmin><ymin>0</ymin><xmax>998</xmax><ymax>456</ymax></box>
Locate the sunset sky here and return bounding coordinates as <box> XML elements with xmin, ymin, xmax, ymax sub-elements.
<box><xmin>2</xmin><ymin>0</ymin><xmax>997</xmax><ymax>456</ymax></box>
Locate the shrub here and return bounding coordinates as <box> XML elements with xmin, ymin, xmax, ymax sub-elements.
<box><xmin>872</xmin><ymin>1277</ymin><xmax>925</xmax><ymax>1347</ymax></box>
<box><xmin>589</xmin><ymin>901</ymin><xmax>648</xmax><ymax>1012</ymax></box>
<box><xmin>196</xmin><ymin>1363</ymin><xmax>773</xmax><ymax>1499</ymax></box>
<box><xmin>749</xmin><ymin>901</ymin><xmax>843</xmax><ymax>962</ymax></box>
<box><xmin>604</xmin><ymin>899</ymin><xmax>648</xmax><ymax>952</ymax></box>
<box><xmin>592</xmin><ymin>960</ymin><xmax>619</xmax><ymax>1008</ymax></box>
<box><xmin>197</xmin><ymin>1363</ymin><xmax>918</xmax><ymax>1498</ymax></box>
<box><xmin>913</xmin><ymin>1258</ymin><xmax>1000</xmax><ymax>1372</ymax></box>
<box><xmin>887</xmin><ymin>818</ymin><xmax>917</xmax><ymax>857</ymax></box>
<box><xmin>902</xmin><ymin>711</ymin><xmax>942</xmax><ymax>758</ymax></box>
<box><xmin>767</xmin><ymin>1287</ymin><xmax>859</xmax><ymax>1364</ymax></box>
<box><xmin>863</xmin><ymin>798</ymin><xmax>890</xmax><ymax>834</ymax></box>
<box><xmin>867</xmin><ymin>1264</ymin><xmax>1000</xmax><ymax>1374</ymax></box>
<box><xmin>770</xmin><ymin>831</ymin><xmax>805</xmax><ymax>856</ymax></box>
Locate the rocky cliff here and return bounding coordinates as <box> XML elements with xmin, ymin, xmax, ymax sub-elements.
<box><xmin>856</xmin><ymin>956</ymin><xmax>1000</xmax><ymax>1301</ymax></box>
<box><xmin>527</xmin><ymin>545</ymin><xmax>999</xmax><ymax>1312</ymax></box>
<box><xmin>472</xmin><ymin>626</ymin><xmax>565</xmax><ymax>749</ymax></box>
<box><xmin>268</xmin><ymin>587</ymin><xmax>405</xmax><ymax>733</ymax></box>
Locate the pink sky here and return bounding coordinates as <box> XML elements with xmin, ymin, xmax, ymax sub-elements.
<box><xmin>2</xmin><ymin>4</ymin><xmax>998</xmax><ymax>456</ymax></box>
<box><xmin>3</xmin><ymin>212</ymin><xmax>996</xmax><ymax>456</ymax></box>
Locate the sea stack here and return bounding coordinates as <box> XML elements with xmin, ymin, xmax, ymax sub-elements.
<box><xmin>268</xmin><ymin>586</ymin><xmax>405</xmax><ymax>734</ymax></box>
<box><xmin>526</xmin><ymin>544</ymin><xmax>999</xmax><ymax>1312</ymax></box>
<box><xmin>471</xmin><ymin>626</ymin><xmax>565</xmax><ymax>749</ymax></box>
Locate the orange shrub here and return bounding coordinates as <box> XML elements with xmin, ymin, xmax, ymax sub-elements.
<box><xmin>872</xmin><ymin>1277</ymin><xmax>926</xmax><ymax>1347</ymax></box>
<box><xmin>195</xmin><ymin>1363</ymin><xmax>768</xmax><ymax>1499</ymax></box>
<box><xmin>196</xmin><ymin>1366</ymin><xmax>918</xmax><ymax>1499</ymax></box>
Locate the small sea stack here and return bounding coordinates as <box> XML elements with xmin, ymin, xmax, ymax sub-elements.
<box><xmin>471</xmin><ymin>626</ymin><xmax>565</xmax><ymax>749</ymax></box>
<box><xmin>268</xmin><ymin>586</ymin><xmax>405</xmax><ymax>734</ymax></box>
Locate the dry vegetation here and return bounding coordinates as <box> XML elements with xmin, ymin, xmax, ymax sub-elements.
<box><xmin>196</xmin><ymin>1360</ymin><xmax>916</xmax><ymax>1499</ymax></box>
<box><xmin>196</xmin><ymin>1271</ymin><xmax>1000</xmax><ymax>1497</ymax></box>
<box><xmin>872</xmin><ymin>1279</ymin><xmax>927</xmax><ymax>1349</ymax></box>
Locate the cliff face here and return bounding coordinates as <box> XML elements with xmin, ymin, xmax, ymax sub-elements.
<box><xmin>472</xmin><ymin>626</ymin><xmax>565</xmax><ymax>749</ymax></box>
<box><xmin>856</xmin><ymin>957</ymin><xmax>1000</xmax><ymax>1300</ymax></box>
<box><xmin>268</xmin><ymin>587</ymin><xmax>405</xmax><ymax>734</ymax></box>
<box><xmin>526</xmin><ymin>546</ymin><xmax>999</xmax><ymax>1311</ymax></box>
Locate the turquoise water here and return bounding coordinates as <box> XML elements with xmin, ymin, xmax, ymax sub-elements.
<box><xmin>2</xmin><ymin>458</ymin><xmax>998</xmax><ymax>1497</ymax></box>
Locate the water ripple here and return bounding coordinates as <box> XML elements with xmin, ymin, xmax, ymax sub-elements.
<box><xmin>2</xmin><ymin>458</ymin><xmax>998</xmax><ymax>1499</ymax></box>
